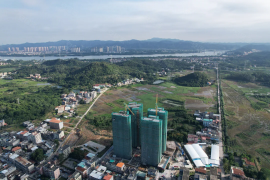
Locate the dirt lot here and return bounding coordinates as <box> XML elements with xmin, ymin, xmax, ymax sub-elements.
<box><xmin>222</xmin><ymin>80</ymin><xmax>270</xmax><ymax>169</ymax></box>
<box><xmin>75</xmin><ymin>121</ymin><xmax>112</xmax><ymax>147</ymax></box>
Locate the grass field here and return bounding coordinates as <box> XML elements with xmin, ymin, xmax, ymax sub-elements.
<box><xmin>221</xmin><ymin>79</ymin><xmax>270</xmax><ymax>169</ymax></box>
<box><xmin>91</xmin><ymin>81</ymin><xmax>216</xmax><ymax>117</ymax></box>
<box><xmin>0</xmin><ymin>67</ymin><xmax>16</xmax><ymax>73</ymax></box>
<box><xmin>0</xmin><ymin>79</ymin><xmax>52</xmax><ymax>95</ymax></box>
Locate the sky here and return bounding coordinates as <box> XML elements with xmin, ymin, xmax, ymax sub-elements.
<box><xmin>1</xmin><ymin>0</ymin><xmax>270</xmax><ymax>44</ymax></box>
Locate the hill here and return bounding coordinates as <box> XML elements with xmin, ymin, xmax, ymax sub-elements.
<box><xmin>173</xmin><ymin>72</ymin><xmax>208</xmax><ymax>87</ymax></box>
<box><xmin>14</xmin><ymin>59</ymin><xmax>203</xmax><ymax>89</ymax></box>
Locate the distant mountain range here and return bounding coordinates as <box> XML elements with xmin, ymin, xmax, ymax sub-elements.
<box><xmin>1</xmin><ymin>38</ymin><xmax>270</xmax><ymax>51</ymax></box>
<box><xmin>0</xmin><ymin>38</ymin><xmax>247</xmax><ymax>51</ymax></box>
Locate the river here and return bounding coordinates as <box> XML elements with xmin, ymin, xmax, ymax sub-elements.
<box><xmin>0</xmin><ymin>51</ymin><xmax>226</xmax><ymax>61</ymax></box>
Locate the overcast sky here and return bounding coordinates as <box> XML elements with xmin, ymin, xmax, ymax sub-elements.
<box><xmin>1</xmin><ymin>0</ymin><xmax>270</xmax><ymax>44</ymax></box>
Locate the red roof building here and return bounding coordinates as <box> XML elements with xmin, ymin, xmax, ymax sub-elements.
<box><xmin>195</xmin><ymin>168</ymin><xmax>207</xmax><ymax>174</ymax></box>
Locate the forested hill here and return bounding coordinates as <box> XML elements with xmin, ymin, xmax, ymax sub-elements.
<box><xmin>14</xmin><ymin>59</ymin><xmax>197</xmax><ymax>89</ymax></box>
<box><xmin>220</xmin><ymin>51</ymin><xmax>270</xmax><ymax>70</ymax></box>
<box><xmin>173</xmin><ymin>72</ymin><xmax>208</xmax><ymax>87</ymax></box>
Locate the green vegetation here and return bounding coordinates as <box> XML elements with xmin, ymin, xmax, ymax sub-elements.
<box><xmin>167</xmin><ymin>106</ymin><xmax>202</xmax><ymax>143</ymax></box>
<box><xmin>85</xmin><ymin>113</ymin><xmax>112</xmax><ymax>130</ymax></box>
<box><xmin>173</xmin><ymin>72</ymin><xmax>208</xmax><ymax>87</ymax></box>
<box><xmin>69</xmin><ymin>148</ymin><xmax>87</xmax><ymax>161</ymax></box>
<box><xmin>31</xmin><ymin>148</ymin><xmax>45</xmax><ymax>162</ymax></box>
<box><xmin>226</xmin><ymin>71</ymin><xmax>270</xmax><ymax>86</ymax></box>
<box><xmin>14</xmin><ymin>59</ymin><xmax>195</xmax><ymax>89</ymax></box>
<box><xmin>0</xmin><ymin>85</ymin><xmax>63</xmax><ymax>125</ymax></box>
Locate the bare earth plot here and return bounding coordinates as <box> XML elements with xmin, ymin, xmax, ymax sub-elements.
<box><xmin>75</xmin><ymin>82</ymin><xmax>216</xmax><ymax>146</ymax></box>
<box><xmin>222</xmin><ymin>80</ymin><xmax>270</xmax><ymax>169</ymax></box>
<box><xmin>75</xmin><ymin>121</ymin><xmax>112</xmax><ymax>147</ymax></box>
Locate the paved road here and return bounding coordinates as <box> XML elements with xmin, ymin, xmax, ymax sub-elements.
<box><xmin>47</xmin><ymin>88</ymin><xmax>108</xmax><ymax>160</ymax></box>
<box><xmin>216</xmin><ymin>67</ymin><xmax>229</xmax><ymax>179</ymax></box>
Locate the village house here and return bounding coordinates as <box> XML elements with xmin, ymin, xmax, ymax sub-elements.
<box><xmin>49</xmin><ymin>118</ymin><xmax>63</xmax><ymax>129</ymax></box>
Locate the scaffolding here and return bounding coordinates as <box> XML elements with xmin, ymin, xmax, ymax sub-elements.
<box><xmin>147</xmin><ymin>108</ymin><xmax>168</xmax><ymax>153</ymax></box>
<box><xmin>112</xmin><ymin>111</ymin><xmax>132</xmax><ymax>159</ymax></box>
<box><xmin>127</xmin><ymin>102</ymin><xmax>143</xmax><ymax>148</ymax></box>
<box><xmin>140</xmin><ymin>117</ymin><xmax>162</xmax><ymax>166</ymax></box>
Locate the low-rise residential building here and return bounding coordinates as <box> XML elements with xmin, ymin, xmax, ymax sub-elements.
<box><xmin>68</xmin><ymin>171</ymin><xmax>82</xmax><ymax>180</ymax></box>
<box><xmin>11</xmin><ymin>147</ymin><xmax>22</xmax><ymax>153</ymax></box>
<box><xmin>29</xmin><ymin>131</ymin><xmax>42</xmax><ymax>144</ymax></box>
<box><xmin>42</xmin><ymin>163</ymin><xmax>60</xmax><ymax>179</ymax></box>
<box><xmin>55</xmin><ymin>105</ymin><xmax>65</xmax><ymax>114</ymax></box>
<box><xmin>187</xmin><ymin>134</ymin><xmax>199</xmax><ymax>143</ymax></box>
<box><xmin>59</xmin><ymin>145</ymin><xmax>71</xmax><ymax>158</ymax></box>
<box><xmin>116</xmin><ymin>162</ymin><xmax>125</xmax><ymax>172</ymax></box>
<box><xmin>75</xmin><ymin>166</ymin><xmax>88</xmax><ymax>179</ymax></box>
<box><xmin>230</xmin><ymin>166</ymin><xmax>246</xmax><ymax>180</ymax></box>
<box><xmin>49</xmin><ymin>118</ymin><xmax>63</xmax><ymax>129</ymax></box>
<box><xmin>103</xmin><ymin>174</ymin><xmax>113</xmax><ymax>180</ymax></box>
<box><xmin>14</xmin><ymin>156</ymin><xmax>34</xmax><ymax>173</ymax></box>
<box><xmin>89</xmin><ymin>170</ymin><xmax>103</xmax><ymax>180</ymax></box>
<box><xmin>54</xmin><ymin>130</ymin><xmax>65</xmax><ymax>139</ymax></box>
<box><xmin>0</xmin><ymin>119</ymin><xmax>6</xmax><ymax>127</ymax></box>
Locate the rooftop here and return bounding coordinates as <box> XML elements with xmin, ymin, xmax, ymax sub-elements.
<box><xmin>116</xmin><ymin>162</ymin><xmax>125</xmax><ymax>168</ymax></box>
<box><xmin>103</xmin><ymin>174</ymin><xmax>112</xmax><ymax>180</ymax></box>
<box><xmin>15</xmin><ymin>156</ymin><xmax>32</xmax><ymax>166</ymax></box>
<box><xmin>12</xmin><ymin>147</ymin><xmax>21</xmax><ymax>152</ymax></box>
<box><xmin>20</xmin><ymin>131</ymin><xmax>28</xmax><ymax>135</ymax></box>
<box><xmin>50</xmin><ymin>118</ymin><xmax>62</xmax><ymax>124</ymax></box>
<box><xmin>195</xmin><ymin>168</ymin><xmax>207</xmax><ymax>174</ymax></box>
<box><xmin>232</xmin><ymin>168</ymin><xmax>245</xmax><ymax>177</ymax></box>
<box><xmin>76</xmin><ymin>166</ymin><xmax>86</xmax><ymax>172</ymax></box>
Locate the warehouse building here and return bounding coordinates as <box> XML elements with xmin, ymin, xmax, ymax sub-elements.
<box><xmin>184</xmin><ymin>144</ymin><xmax>220</xmax><ymax>168</ymax></box>
<box><xmin>184</xmin><ymin>144</ymin><xmax>205</xmax><ymax>167</ymax></box>
<box><xmin>209</xmin><ymin>145</ymin><xmax>220</xmax><ymax>167</ymax></box>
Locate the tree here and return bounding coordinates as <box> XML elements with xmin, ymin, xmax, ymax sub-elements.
<box><xmin>59</xmin><ymin>153</ymin><xmax>65</xmax><ymax>162</ymax></box>
<box><xmin>31</xmin><ymin>148</ymin><xmax>45</xmax><ymax>162</ymax></box>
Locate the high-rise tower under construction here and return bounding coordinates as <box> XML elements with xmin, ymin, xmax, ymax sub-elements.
<box><xmin>112</xmin><ymin>111</ymin><xmax>132</xmax><ymax>159</ymax></box>
<box><xmin>127</xmin><ymin>102</ymin><xmax>143</xmax><ymax>148</ymax></box>
<box><xmin>147</xmin><ymin>108</ymin><xmax>168</xmax><ymax>153</ymax></box>
<box><xmin>140</xmin><ymin>116</ymin><xmax>163</xmax><ymax>166</ymax></box>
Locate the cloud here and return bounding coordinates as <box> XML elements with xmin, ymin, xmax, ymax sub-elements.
<box><xmin>21</xmin><ymin>0</ymin><xmax>43</xmax><ymax>7</ymax></box>
<box><xmin>0</xmin><ymin>0</ymin><xmax>270</xmax><ymax>44</ymax></box>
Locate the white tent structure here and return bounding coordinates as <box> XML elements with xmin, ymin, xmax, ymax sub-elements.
<box><xmin>184</xmin><ymin>144</ymin><xmax>209</xmax><ymax>167</ymax></box>
<box><xmin>184</xmin><ymin>145</ymin><xmax>200</xmax><ymax>160</ymax></box>
<box><xmin>192</xmin><ymin>144</ymin><xmax>209</xmax><ymax>165</ymax></box>
<box><xmin>209</xmin><ymin>144</ymin><xmax>220</xmax><ymax>166</ymax></box>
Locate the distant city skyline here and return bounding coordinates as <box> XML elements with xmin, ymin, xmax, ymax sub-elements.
<box><xmin>1</xmin><ymin>0</ymin><xmax>270</xmax><ymax>44</ymax></box>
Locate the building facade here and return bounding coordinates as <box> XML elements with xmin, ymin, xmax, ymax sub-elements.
<box><xmin>30</xmin><ymin>132</ymin><xmax>42</xmax><ymax>144</ymax></box>
<box><xmin>140</xmin><ymin>117</ymin><xmax>162</xmax><ymax>166</ymax></box>
<box><xmin>112</xmin><ymin>112</ymin><xmax>132</xmax><ymax>159</ymax></box>
<box><xmin>127</xmin><ymin>102</ymin><xmax>143</xmax><ymax>148</ymax></box>
<box><xmin>147</xmin><ymin>108</ymin><xmax>168</xmax><ymax>153</ymax></box>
